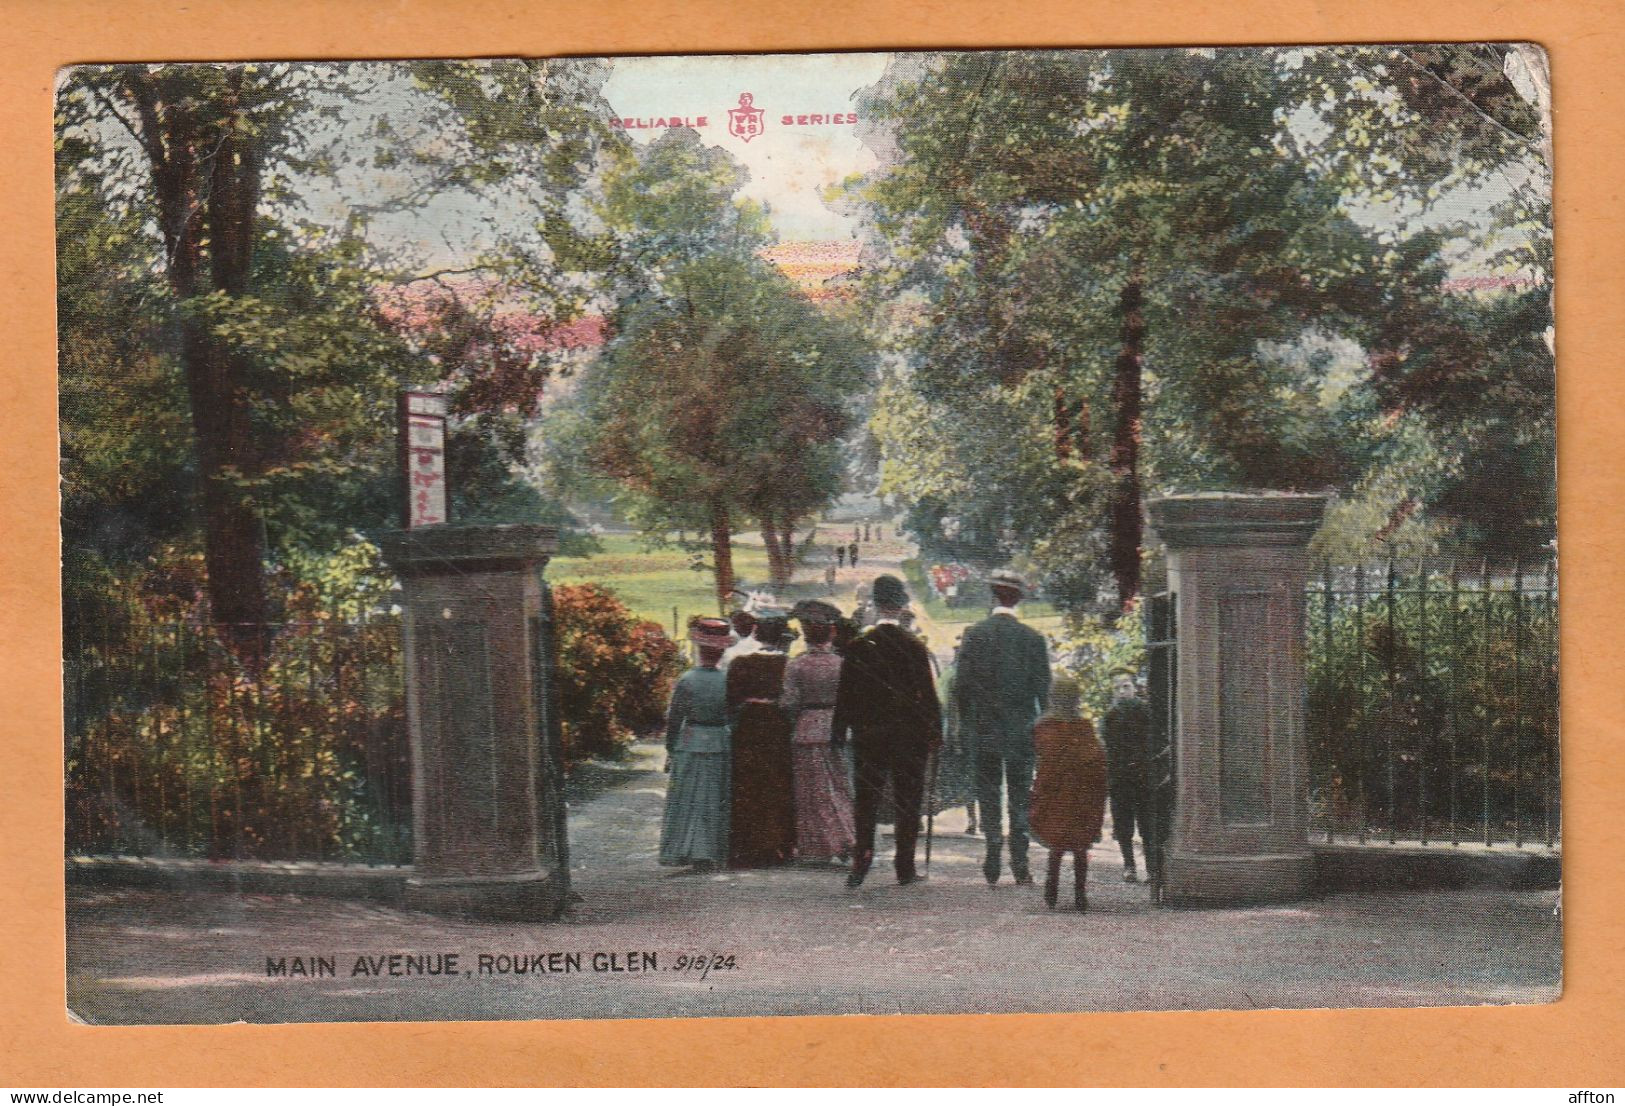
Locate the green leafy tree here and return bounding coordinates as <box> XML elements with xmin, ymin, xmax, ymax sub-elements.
<box><xmin>562</xmin><ymin>250</ymin><xmax>869</xmax><ymax>604</ymax></box>
<box><xmin>57</xmin><ymin>65</ymin><xmax>319</xmax><ymax>637</ymax></box>
<box><xmin>850</xmin><ymin>47</ymin><xmax>1552</xmax><ymax>614</ymax></box>
<box><xmin>854</xmin><ymin>50</ymin><xmax>1393</xmax><ymax>608</ymax></box>
<box><xmin>56</xmin><ymin>61</ymin><xmax>619</xmax><ymax>643</ymax></box>
<box><xmin>550</xmin><ymin>130</ymin><xmax>872</xmax><ymax>604</ymax></box>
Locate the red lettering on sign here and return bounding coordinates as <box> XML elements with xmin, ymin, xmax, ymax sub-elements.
<box><xmin>616</xmin><ymin>112</ymin><xmax>854</xmax><ymax>130</ymax></box>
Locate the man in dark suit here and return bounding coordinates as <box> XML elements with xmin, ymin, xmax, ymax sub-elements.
<box><xmin>832</xmin><ymin>574</ymin><xmax>942</xmax><ymax>887</ymax></box>
<box><xmin>955</xmin><ymin>569</ymin><xmax>1052</xmax><ymax>885</ymax></box>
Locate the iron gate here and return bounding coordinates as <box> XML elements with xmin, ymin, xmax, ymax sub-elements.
<box><xmin>1144</xmin><ymin>591</ymin><xmax>1177</xmax><ymax>905</ymax></box>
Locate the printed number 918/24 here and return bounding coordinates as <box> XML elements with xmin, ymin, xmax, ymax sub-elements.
<box><xmin>671</xmin><ymin>953</ymin><xmax>737</xmax><ymax>979</ymax></box>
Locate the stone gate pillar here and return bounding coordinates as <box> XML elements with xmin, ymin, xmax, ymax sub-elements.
<box><xmin>1145</xmin><ymin>493</ymin><xmax>1326</xmax><ymax>905</ymax></box>
<box><xmin>376</xmin><ymin>524</ymin><xmax>569</xmax><ymax>920</ymax></box>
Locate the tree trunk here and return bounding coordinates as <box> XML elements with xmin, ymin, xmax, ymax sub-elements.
<box><xmin>1108</xmin><ymin>278</ymin><xmax>1145</xmax><ymax>613</ymax></box>
<box><xmin>181</xmin><ymin>320</ymin><xmax>270</xmax><ymax>639</ymax></box>
<box><xmin>127</xmin><ymin>68</ymin><xmax>271</xmax><ymax>648</ymax></box>
<box><xmin>710</xmin><ymin>499</ymin><xmax>736</xmax><ymax>613</ymax></box>
<box><xmin>1053</xmin><ymin>386</ymin><xmax>1073</xmax><ymax>461</ymax></box>
<box><xmin>198</xmin><ymin>101</ymin><xmax>270</xmax><ymax>645</ymax></box>
<box><xmin>760</xmin><ymin>519</ymin><xmax>785</xmax><ymax>590</ymax></box>
<box><xmin>768</xmin><ymin>513</ymin><xmax>798</xmax><ymax>590</ymax></box>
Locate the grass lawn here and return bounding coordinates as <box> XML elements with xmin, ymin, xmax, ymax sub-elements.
<box><xmin>898</xmin><ymin>557</ymin><xmax>1062</xmax><ymax>624</ymax></box>
<box><xmin>548</xmin><ymin>531</ymin><xmax>1070</xmax><ymax>649</ymax></box>
<box><xmin>547</xmin><ymin>533</ymin><xmax>767</xmax><ymax>634</ymax></box>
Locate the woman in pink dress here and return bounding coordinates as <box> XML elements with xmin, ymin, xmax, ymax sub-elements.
<box><xmin>781</xmin><ymin>603</ymin><xmax>856</xmax><ymax>861</ymax></box>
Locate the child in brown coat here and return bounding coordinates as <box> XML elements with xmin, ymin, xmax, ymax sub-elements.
<box><xmin>1029</xmin><ymin>674</ymin><xmax>1110</xmax><ymax>911</ymax></box>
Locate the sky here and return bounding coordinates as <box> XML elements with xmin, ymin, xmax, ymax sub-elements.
<box><xmin>320</xmin><ymin>53</ymin><xmax>890</xmax><ymax>270</ymax></box>
<box><xmin>601</xmin><ymin>52</ymin><xmax>889</xmax><ymax>243</ymax></box>
<box><xmin>264</xmin><ymin>49</ymin><xmax>1545</xmax><ymax>278</ymax></box>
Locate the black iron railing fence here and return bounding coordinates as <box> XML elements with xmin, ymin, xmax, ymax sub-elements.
<box><xmin>64</xmin><ymin>613</ymin><xmax>411</xmax><ymax>865</ymax></box>
<box><xmin>64</xmin><ymin>557</ymin><xmax>1558</xmax><ymax>865</ymax></box>
<box><xmin>1307</xmin><ymin>558</ymin><xmax>1559</xmax><ymax>849</ymax></box>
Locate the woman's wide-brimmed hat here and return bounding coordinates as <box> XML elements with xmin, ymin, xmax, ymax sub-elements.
<box><xmin>688</xmin><ymin>617</ymin><xmax>733</xmax><ymax>650</ymax></box>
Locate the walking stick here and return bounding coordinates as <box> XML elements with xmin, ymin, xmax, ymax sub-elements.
<box><xmin>924</xmin><ymin>746</ymin><xmax>939</xmax><ymax>879</ymax></box>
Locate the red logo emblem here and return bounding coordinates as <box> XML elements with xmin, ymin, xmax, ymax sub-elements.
<box><xmin>727</xmin><ymin>92</ymin><xmax>765</xmax><ymax>143</ymax></box>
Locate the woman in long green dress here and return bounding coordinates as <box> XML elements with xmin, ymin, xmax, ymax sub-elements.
<box><xmin>659</xmin><ymin>618</ymin><xmax>734</xmax><ymax>869</ymax></box>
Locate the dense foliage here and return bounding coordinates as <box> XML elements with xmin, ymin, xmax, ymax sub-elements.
<box><xmin>56</xmin><ymin>61</ymin><xmax>615</xmax><ymax>644</ymax></box>
<box><xmin>544</xmin><ymin>130</ymin><xmax>874</xmax><ymax>604</ymax></box>
<box><xmin>847</xmin><ymin>47</ymin><xmax>1553</xmax><ymax>615</ymax></box>
<box><xmin>1306</xmin><ymin>566</ymin><xmax>1558</xmax><ymax>843</ymax></box>
<box><xmin>66</xmin><ymin>557</ymin><xmax>685</xmax><ymax>860</ymax></box>
<box><xmin>551</xmin><ymin>584</ymin><xmax>685</xmax><ymax>763</ymax></box>
<box><xmin>65</xmin><ymin>547</ymin><xmax>411</xmax><ymax>863</ymax></box>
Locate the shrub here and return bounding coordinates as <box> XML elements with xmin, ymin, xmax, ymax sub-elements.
<box><xmin>1306</xmin><ymin>577</ymin><xmax>1558</xmax><ymax>842</ymax></box>
<box><xmin>551</xmin><ymin>582</ymin><xmax>683</xmax><ymax>765</ymax></box>
<box><xmin>65</xmin><ymin>613</ymin><xmax>409</xmax><ymax>862</ymax></box>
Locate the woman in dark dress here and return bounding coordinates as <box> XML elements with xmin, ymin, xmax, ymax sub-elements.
<box><xmin>726</xmin><ymin>612</ymin><xmax>798</xmax><ymax>867</ymax></box>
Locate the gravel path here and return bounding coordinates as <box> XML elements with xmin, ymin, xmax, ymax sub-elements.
<box><xmin>66</xmin><ymin>741</ymin><xmax>1561</xmax><ymax>1025</ymax></box>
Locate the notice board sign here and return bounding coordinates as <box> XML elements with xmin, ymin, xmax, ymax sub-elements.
<box><xmin>399</xmin><ymin>391</ymin><xmax>449</xmax><ymax>528</ymax></box>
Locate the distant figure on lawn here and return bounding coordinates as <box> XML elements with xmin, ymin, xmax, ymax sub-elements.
<box><xmin>658</xmin><ymin>618</ymin><xmax>735</xmax><ymax>870</ymax></box>
<box><xmin>1030</xmin><ymin>674</ymin><xmax>1109</xmax><ymax>911</ymax></box>
<box><xmin>955</xmin><ymin>570</ymin><xmax>1052</xmax><ymax>886</ymax></box>
<box><xmin>832</xmin><ymin>574</ymin><xmax>942</xmax><ymax>887</ymax></box>
<box><xmin>837</xmin><ymin>545</ymin><xmax>846</xmax><ymax>568</ymax></box>
<box><xmin>781</xmin><ymin>600</ymin><xmax>855</xmax><ymax>862</ymax></box>
<box><xmin>726</xmin><ymin>611</ymin><xmax>798</xmax><ymax>868</ymax></box>
<box><xmin>848</xmin><ymin>541</ymin><xmax>860</xmax><ymax>570</ymax></box>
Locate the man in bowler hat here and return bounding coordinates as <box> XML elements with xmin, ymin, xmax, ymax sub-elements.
<box><xmin>831</xmin><ymin>574</ymin><xmax>942</xmax><ymax>886</ymax></box>
<box><xmin>955</xmin><ymin>569</ymin><xmax>1052</xmax><ymax>884</ymax></box>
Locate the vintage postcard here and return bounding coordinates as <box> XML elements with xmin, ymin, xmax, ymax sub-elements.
<box><xmin>58</xmin><ymin>46</ymin><xmax>1558</xmax><ymax>1025</ymax></box>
